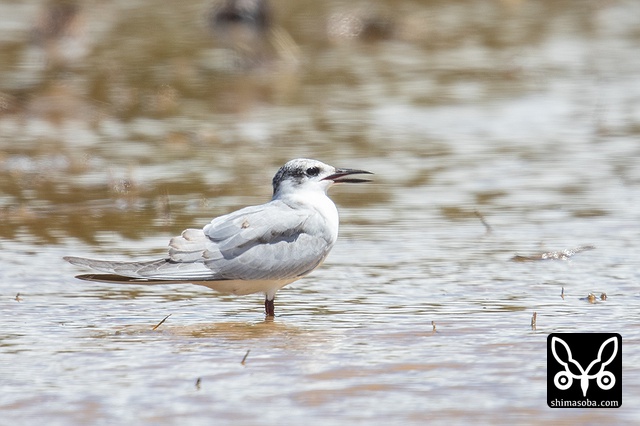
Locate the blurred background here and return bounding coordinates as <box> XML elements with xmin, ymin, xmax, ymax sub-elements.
<box><xmin>1</xmin><ymin>0</ymin><xmax>638</xmax><ymax>247</ymax></box>
<box><xmin>1</xmin><ymin>1</ymin><xmax>639</xmax><ymax>424</ymax></box>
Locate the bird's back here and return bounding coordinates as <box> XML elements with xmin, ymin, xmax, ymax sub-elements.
<box><xmin>170</xmin><ymin>199</ymin><xmax>336</xmax><ymax>281</ymax></box>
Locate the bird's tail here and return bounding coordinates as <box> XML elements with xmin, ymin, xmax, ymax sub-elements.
<box><xmin>64</xmin><ymin>255</ymin><xmax>222</xmax><ymax>283</ymax></box>
<box><xmin>64</xmin><ymin>256</ymin><xmax>171</xmax><ymax>278</ymax></box>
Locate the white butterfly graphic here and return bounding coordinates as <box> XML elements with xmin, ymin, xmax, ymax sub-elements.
<box><xmin>551</xmin><ymin>336</ymin><xmax>618</xmax><ymax>397</ymax></box>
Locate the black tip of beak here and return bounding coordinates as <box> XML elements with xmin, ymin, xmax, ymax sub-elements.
<box><xmin>323</xmin><ymin>168</ymin><xmax>373</xmax><ymax>183</ymax></box>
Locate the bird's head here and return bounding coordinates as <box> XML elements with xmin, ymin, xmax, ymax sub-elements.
<box><xmin>272</xmin><ymin>158</ymin><xmax>372</xmax><ymax>197</ymax></box>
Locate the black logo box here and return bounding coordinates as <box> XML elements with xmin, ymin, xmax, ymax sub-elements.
<box><xmin>547</xmin><ymin>333</ymin><xmax>622</xmax><ymax>408</ymax></box>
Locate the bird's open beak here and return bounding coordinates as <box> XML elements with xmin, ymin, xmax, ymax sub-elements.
<box><xmin>323</xmin><ymin>168</ymin><xmax>373</xmax><ymax>183</ymax></box>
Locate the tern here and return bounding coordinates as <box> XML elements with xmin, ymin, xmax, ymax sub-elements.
<box><xmin>65</xmin><ymin>158</ymin><xmax>372</xmax><ymax>317</ymax></box>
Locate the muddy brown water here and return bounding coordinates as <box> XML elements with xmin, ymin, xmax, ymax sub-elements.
<box><xmin>1</xmin><ymin>1</ymin><xmax>639</xmax><ymax>424</ymax></box>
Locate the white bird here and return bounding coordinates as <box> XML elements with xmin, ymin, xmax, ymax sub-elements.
<box><xmin>65</xmin><ymin>158</ymin><xmax>372</xmax><ymax>317</ymax></box>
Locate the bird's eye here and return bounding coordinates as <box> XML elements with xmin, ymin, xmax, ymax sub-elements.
<box><xmin>306</xmin><ymin>167</ymin><xmax>320</xmax><ymax>176</ymax></box>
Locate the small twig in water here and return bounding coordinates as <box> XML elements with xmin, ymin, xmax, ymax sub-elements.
<box><xmin>474</xmin><ymin>210</ymin><xmax>493</xmax><ymax>234</ymax></box>
<box><xmin>531</xmin><ymin>312</ymin><xmax>537</xmax><ymax>330</ymax></box>
<box><xmin>152</xmin><ymin>314</ymin><xmax>172</xmax><ymax>331</ymax></box>
<box><xmin>560</xmin><ymin>287</ymin><xmax>565</xmax><ymax>300</ymax></box>
<box><xmin>241</xmin><ymin>349</ymin><xmax>250</xmax><ymax>365</ymax></box>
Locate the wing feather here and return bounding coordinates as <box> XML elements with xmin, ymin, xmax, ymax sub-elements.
<box><xmin>200</xmin><ymin>200</ymin><xmax>334</xmax><ymax>280</ymax></box>
<box><xmin>68</xmin><ymin>200</ymin><xmax>335</xmax><ymax>282</ymax></box>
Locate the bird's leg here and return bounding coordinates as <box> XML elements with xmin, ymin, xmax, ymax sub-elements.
<box><xmin>264</xmin><ymin>296</ymin><xmax>275</xmax><ymax>317</ymax></box>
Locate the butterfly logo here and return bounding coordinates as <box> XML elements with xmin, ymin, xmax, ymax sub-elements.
<box><xmin>551</xmin><ymin>335</ymin><xmax>618</xmax><ymax>397</ymax></box>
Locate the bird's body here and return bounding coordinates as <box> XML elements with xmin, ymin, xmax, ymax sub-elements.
<box><xmin>65</xmin><ymin>158</ymin><xmax>371</xmax><ymax>316</ymax></box>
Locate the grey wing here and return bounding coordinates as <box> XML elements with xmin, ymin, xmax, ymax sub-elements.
<box><xmin>170</xmin><ymin>200</ymin><xmax>335</xmax><ymax>281</ymax></box>
<box><xmin>67</xmin><ymin>201</ymin><xmax>335</xmax><ymax>282</ymax></box>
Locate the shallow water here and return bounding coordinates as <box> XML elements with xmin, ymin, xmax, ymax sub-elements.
<box><xmin>1</xmin><ymin>1</ymin><xmax>640</xmax><ymax>424</ymax></box>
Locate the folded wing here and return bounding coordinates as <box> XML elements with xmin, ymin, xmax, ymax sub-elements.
<box><xmin>172</xmin><ymin>200</ymin><xmax>334</xmax><ymax>280</ymax></box>
<box><xmin>66</xmin><ymin>200</ymin><xmax>335</xmax><ymax>282</ymax></box>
